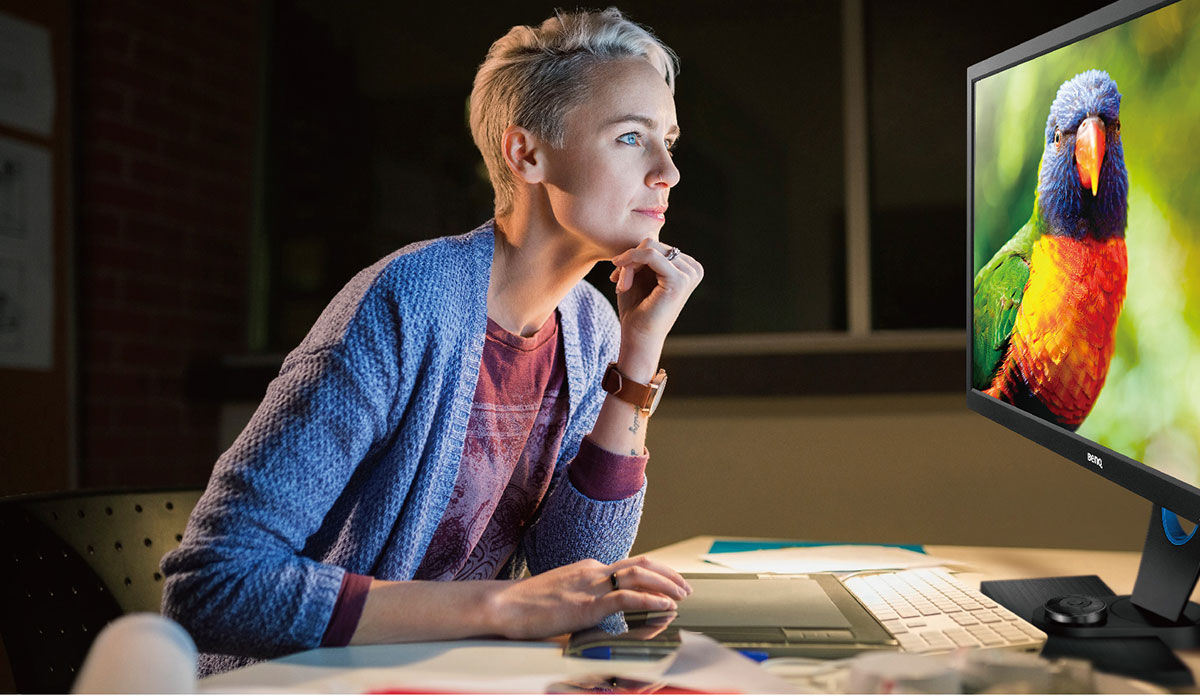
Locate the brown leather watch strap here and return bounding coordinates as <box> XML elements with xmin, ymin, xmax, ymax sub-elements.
<box><xmin>602</xmin><ymin>363</ymin><xmax>667</xmax><ymax>416</ymax></box>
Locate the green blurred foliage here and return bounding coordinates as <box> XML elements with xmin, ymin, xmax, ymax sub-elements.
<box><xmin>973</xmin><ymin>0</ymin><xmax>1200</xmax><ymax>486</ymax></box>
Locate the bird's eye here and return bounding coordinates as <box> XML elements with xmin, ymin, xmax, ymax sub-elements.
<box><xmin>1114</xmin><ymin>119</ymin><xmax>1121</xmax><ymax>134</ymax></box>
<box><xmin>1053</xmin><ymin>129</ymin><xmax>1063</xmax><ymax>146</ymax></box>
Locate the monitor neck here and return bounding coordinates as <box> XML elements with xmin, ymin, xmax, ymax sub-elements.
<box><xmin>1132</xmin><ymin>504</ymin><xmax>1200</xmax><ymax>621</ymax></box>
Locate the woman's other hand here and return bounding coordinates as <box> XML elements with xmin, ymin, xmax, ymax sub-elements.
<box><xmin>484</xmin><ymin>554</ymin><xmax>692</xmax><ymax>640</ymax></box>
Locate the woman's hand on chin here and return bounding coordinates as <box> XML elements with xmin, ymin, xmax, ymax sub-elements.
<box><xmin>608</xmin><ymin>238</ymin><xmax>703</xmax><ymax>375</ymax></box>
<box><xmin>483</xmin><ymin>555</ymin><xmax>691</xmax><ymax>640</ymax></box>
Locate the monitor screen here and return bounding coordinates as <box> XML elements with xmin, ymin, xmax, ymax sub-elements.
<box><xmin>970</xmin><ymin>0</ymin><xmax>1200</xmax><ymax>501</ymax></box>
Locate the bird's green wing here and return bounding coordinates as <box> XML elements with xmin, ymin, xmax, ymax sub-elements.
<box><xmin>972</xmin><ymin>217</ymin><xmax>1040</xmax><ymax>390</ymax></box>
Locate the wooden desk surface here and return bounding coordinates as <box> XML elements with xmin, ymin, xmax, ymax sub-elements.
<box><xmin>199</xmin><ymin>537</ymin><xmax>1198</xmax><ymax>692</ymax></box>
<box><xmin>649</xmin><ymin>535</ymin><xmax>1200</xmax><ymax>684</ymax></box>
<box><xmin>645</xmin><ymin>536</ymin><xmax>1155</xmax><ymax>584</ymax></box>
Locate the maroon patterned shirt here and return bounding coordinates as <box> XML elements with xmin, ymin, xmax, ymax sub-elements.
<box><xmin>414</xmin><ymin>312</ymin><xmax>568</xmax><ymax>580</ymax></box>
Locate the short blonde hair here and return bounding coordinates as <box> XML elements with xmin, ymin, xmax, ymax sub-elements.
<box><xmin>469</xmin><ymin>8</ymin><xmax>679</xmax><ymax>216</ymax></box>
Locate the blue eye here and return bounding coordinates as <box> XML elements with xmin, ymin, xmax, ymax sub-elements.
<box><xmin>618</xmin><ymin>132</ymin><xmax>640</xmax><ymax>146</ymax></box>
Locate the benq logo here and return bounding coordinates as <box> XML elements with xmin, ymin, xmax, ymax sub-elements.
<box><xmin>1087</xmin><ymin>453</ymin><xmax>1104</xmax><ymax>468</ymax></box>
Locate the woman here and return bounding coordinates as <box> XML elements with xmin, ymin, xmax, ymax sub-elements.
<box><xmin>162</xmin><ymin>7</ymin><xmax>703</xmax><ymax>675</ymax></box>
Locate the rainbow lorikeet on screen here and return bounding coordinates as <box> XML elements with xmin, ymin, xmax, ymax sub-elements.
<box><xmin>973</xmin><ymin>70</ymin><xmax>1128</xmax><ymax>431</ymax></box>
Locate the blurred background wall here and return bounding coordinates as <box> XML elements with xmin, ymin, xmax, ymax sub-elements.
<box><xmin>1</xmin><ymin>0</ymin><xmax>1149</xmax><ymax>553</ymax></box>
<box><xmin>75</xmin><ymin>1</ymin><xmax>258</xmax><ymax>488</ymax></box>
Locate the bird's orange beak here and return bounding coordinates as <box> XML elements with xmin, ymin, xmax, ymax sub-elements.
<box><xmin>1075</xmin><ymin>116</ymin><xmax>1105</xmax><ymax>197</ymax></box>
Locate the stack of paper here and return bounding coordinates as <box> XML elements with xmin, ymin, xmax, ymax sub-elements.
<box><xmin>703</xmin><ymin>544</ymin><xmax>955</xmax><ymax>574</ymax></box>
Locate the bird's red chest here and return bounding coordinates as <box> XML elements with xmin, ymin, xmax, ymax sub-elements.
<box><xmin>1010</xmin><ymin>235</ymin><xmax>1128</xmax><ymax>425</ymax></box>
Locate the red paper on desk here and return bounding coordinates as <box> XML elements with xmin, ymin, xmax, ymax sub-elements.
<box><xmin>367</xmin><ymin>674</ymin><xmax>733</xmax><ymax>693</ymax></box>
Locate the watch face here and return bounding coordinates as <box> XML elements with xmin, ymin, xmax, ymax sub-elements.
<box><xmin>649</xmin><ymin>374</ymin><xmax>666</xmax><ymax>415</ymax></box>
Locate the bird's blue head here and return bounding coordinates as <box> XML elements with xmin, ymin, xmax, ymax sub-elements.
<box><xmin>1036</xmin><ymin>69</ymin><xmax>1128</xmax><ymax>240</ymax></box>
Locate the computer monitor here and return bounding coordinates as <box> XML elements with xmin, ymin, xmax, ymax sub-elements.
<box><xmin>968</xmin><ymin>0</ymin><xmax>1200</xmax><ymax>646</ymax></box>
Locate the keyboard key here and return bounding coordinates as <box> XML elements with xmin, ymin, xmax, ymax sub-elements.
<box><xmin>949</xmin><ymin>612</ymin><xmax>979</xmax><ymax>625</ymax></box>
<box><xmin>968</xmin><ymin>628</ymin><xmax>1004</xmax><ymax>644</ymax></box>
<box><xmin>883</xmin><ymin>620</ymin><xmax>907</xmax><ymax>634</ymax></box>
<box><xmin>971</xmin><ymin>611</ymin><xmax>1001</xmax><ymax>624</ymax></box>
<box><xmin>905</xmin><ymin>619</ymin><xmax>927</xmax><ymax>629</ymax></box>
<box><xmin>893</xmin><ymin>632</ymin><xmax>927</xmax><ymax>650</ymax></box>
<box><xmin>991</xmin><ymin>623</ymin><xmax>1030</xmax><ymax>643</ymax></box>
<box><xmin>945</xmin><ymin>629</ymin><xmax>982</xmax><ymax>648</ymax></box>
<box><xmin>919</xmin><ymin>631</ymin><xmax>956</xmax><ymax>651</ymax></box>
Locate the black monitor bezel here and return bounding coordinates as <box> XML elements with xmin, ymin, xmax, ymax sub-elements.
<box><xmin>965</xmin><ymin>0</ymin><xmax>1200</xmax><ymax>523</ymax></box>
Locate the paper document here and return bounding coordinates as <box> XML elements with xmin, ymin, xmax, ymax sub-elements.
<box><xmin>347</xmin><ymin>633</ymin><xmax>796</xmax><ymax>694</ymax></box>
<box><xmin>545</xmin><ymin>631</ymin><xmax>796</xmax><ymax>694</ymax></box>
<box><xmin>704</xmin><ymin>544</ymin><xmax>954</xmax><ymax>574</ymax></box>
<box><xmin>0</xmin><ymin>12</ymin><xmax>55</xmax><ymax>136</ymax></box>
<box><xmin>654</xmin><ymin>630</ymin><xmax>798</xmax><ymax>693</ymax></box>
<box><xmin>0</xmin><ymin>136</ymin><xmax>53</xmax><ymax>369</ymax></box>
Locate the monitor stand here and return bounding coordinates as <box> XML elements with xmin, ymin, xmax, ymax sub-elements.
<box><xmin>980</xmin><ymin>505</ymin><xmax>1200</xmax><ymax>686</ymax></box>
<box><xmin>983</xmin><ymin>505</ymin><xmax>1200</xmax><ymax>645</ymax></box>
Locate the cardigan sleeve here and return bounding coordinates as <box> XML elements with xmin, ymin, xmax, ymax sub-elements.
<box><xmin>522</xmin><ymin>474</ymin><xmax>647</xmax><ymax>573</ymax></box>
<box><xmin>568</xmin><ymin>434</ymin><xmax>648</xmax><ymax>501</ymax></box>
<box><xmin>160</xmin><ymin>339</ymin><xmax>400</xmax><ymax>659</ymax></box>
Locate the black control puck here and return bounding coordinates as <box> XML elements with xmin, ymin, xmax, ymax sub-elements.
<box><xmin>1043</xmin><ymin>595</ymin><xmax>1108</xmax><ymax>626</ymax></box>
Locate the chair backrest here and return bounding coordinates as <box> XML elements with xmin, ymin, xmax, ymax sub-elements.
<box><xmin>0</xmin><ymin>487</ymin><xmax>202</xmax><ymax>693</ymax></box>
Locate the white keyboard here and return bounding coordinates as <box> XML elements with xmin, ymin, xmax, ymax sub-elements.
<box><xmin>842</xmin><ymin>567</ymin><xmax>1047</xmax><ymax>654</ymax></box>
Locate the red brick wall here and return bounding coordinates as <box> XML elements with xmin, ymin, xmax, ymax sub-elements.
<box><xmin>77</xmin><ymin>1</ymin><xmax>260</xmax><ymax>487</ymax></box>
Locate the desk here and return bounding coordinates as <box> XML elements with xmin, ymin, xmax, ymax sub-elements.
<box><xmin>198</xmin><ymin>536</ymin><xmax>1200</xmax><ymax>693</ymax></box>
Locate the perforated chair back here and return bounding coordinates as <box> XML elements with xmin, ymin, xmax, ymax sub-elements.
<box><xmin>0</xmin><ymin>488</ymin><xmax>202</xmax><ymax>693</ymax></box>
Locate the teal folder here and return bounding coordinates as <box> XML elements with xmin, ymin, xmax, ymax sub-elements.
<box><xmin>708</xmin><ymin>539</ymin><xmax>926</xmax><ymax>555</ymax></box>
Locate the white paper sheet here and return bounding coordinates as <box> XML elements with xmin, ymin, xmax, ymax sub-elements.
<box><xmin>348</xmin><ymin>634</ymin><xmax>797</xmax><ymax>694</ymax></box>
<box><xmin>704</xmin><ymin>544</ymin><xmax>955</xmax><ymax>574</ymax></box>
<box><xmin>0</xmin><ymin>12</ymin><xmax>54</xmax><ymax>136</ymax></box>
<box><xmin>240</xmin><ymin>633</ymin><xmax>801</xmax><ymax>694</ymax></box>
<box><xmin>656</xmin><ymin>630</ymin><xmax>799</xmax><ymax>693</ymax></box>
<box><xmin>0</xmin><ymin>136</ymin><xmax>52</xmax><ymax>370</ymax></box>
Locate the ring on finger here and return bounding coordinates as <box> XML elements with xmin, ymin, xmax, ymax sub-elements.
<box><xmin>664</xmin><ymin>246</ymin><xmax>680</xmax><ymax>262</ymax></box>
<box><xmin>610</xmin><ymin>572</ymin><xmax>620</xmax><ymax>591</ymax></box>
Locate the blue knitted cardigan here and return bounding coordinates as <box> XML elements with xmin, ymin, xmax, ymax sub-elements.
<box><xmin>161</xmin><ymin>221</ymin><xmax>645</xmax><ymax>672</ymax></box>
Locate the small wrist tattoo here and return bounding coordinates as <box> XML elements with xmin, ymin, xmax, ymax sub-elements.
<box><xmin>628</xmin><ymin>407</ymin><xmax>641</xmax><ymax>434</ymax></box>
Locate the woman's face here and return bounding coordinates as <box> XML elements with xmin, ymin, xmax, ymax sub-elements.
<box><xmin>540</xmin><ymin>58</ymin><xmax>680</xmax><ymax>258</ymax></box>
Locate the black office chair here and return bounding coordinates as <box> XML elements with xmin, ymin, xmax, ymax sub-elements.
<box><xmin>0</xmin><ymin>487</ymin><xmax>202</xmax><ymax>693</ymax></box>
